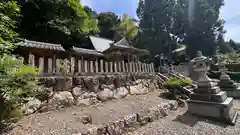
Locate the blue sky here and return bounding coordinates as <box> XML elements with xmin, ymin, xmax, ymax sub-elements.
<box><xmin>82</xmin><ymin>0</ymin><xmax>240</xmax><ymax>42</ymax></box>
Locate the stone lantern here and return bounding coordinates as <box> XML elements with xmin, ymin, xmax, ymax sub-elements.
<box><xmin>187</xmin><ymin>51</ymin><xmax>238</xmax><ymax>125</ymax></box>
<box><xmin>217</xmin><ymin>58</ymin><xmax>240</xmax><ymax>98</ymax></box>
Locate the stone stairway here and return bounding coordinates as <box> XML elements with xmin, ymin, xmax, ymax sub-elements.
<box><xmin>4</xmin><ymin>90</ymin><xmax>183</xmax><ymax>135</ymax></box>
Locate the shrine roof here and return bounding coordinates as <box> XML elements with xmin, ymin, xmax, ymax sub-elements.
<box><xmin>16</xmin><ymin>39</ymin><xmax>65</xmax><ymax>51</ymax></box>
<box><xmin>72</xmin><ymin>47</ymin><xmax>104</xmax><ymax>56</ymax></box>
<box><xmin>103</xmin><ymin>38</ymin><xmax>149</xmax><ymax>55</ymax></box>
<box><xmin>89</xmin><ymin>36</ymin><xmax>113</xmax><ymax>52</ymax></box>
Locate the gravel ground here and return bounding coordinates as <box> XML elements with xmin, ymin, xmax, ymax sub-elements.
<box><xmin>3</xmin><ymin>90</ymin><xmax>169</xmax><ymax>135</ymax></box>
<box><xmin>126</xmin><ymin>100</ymin><xmax>240</xmax><ymax>135</ymax></box>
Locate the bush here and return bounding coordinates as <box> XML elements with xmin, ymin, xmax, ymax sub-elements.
<box><xmin>0</xmin><ymin>54</ymin><xmax>39</xmax><ymax>129</ymax></box>
<box><xmin>166</xmin><ymin>77</ymin><xmax>192</xmax><ymax>87</ymax></box>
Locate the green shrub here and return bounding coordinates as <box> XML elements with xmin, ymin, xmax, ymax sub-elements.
<box><xmin>166</xmin><ymin>77</ymin><xmax>192</xmax><ymax>87</ymax></box>
<box><xmin>0</xmin><ymin>54</ymin><xmax>39</xmax><ymax>128</ymax></box>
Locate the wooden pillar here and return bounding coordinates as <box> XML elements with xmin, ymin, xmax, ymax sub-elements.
<box><xmin>71</xmin><ymin>57</ymin><xmax>75</xmax><ymax>73</ymax></box>
<box><xmin>95</xmin><ymin>58</ymin><xmax>99</xmax><ymax>73</ymax></box>
<box><xmin>48</xmin><ymin>58</ymin><xmax>53</xmax><ymax>73</ymax></box>
<box><xmin>135</xmin><ymin>63</ymin><xmax>138</xmax><ymax>72</ymax></box>
<box><xmin>139</xmin><ymin>62</ymin><xmax>142</xmax><ymax>72</ymax></box>
<box><xmin>81</xmin><ymin>56</ymin><xmax>84</xmax><ymax>72</ymax></box>
<box><xmin>84</xmin><ymin>60</ymin><xmax>88</xmax><ymax>73</ymax></box>
<box><xmin>78</xmin><ymin>59</ymin><xmax>82</xmax><ymax>73</ymax></box>
<box><xmin>118</xmin><ymin>61</ymin><xmax>121</xmax><ymax>72</ymax></box>
<box><xmin>151</xmin><ymin>63</ymin><xmax>155</xmax><ymax>73</ymax></box>
<box><xmin>56</xmin><ymin>58</ymin><xmax>61</xmax><ymax>74</ymax></box>
<box><xmin>18</xmin><ymin>57</ymin><xmax>24</xmax><ymax>65</ymax></box>
<box><xmin>122</xmin><ymin>61</ymin><xmax>125</xmax><ymax>72</ymax></box>
<box><xmin>100</xmin><ymin>59</ymin><xmax>104</xmax><ymax>72</ymax></box>
<box><xmin>133</xmin><ymin>62</ymin><xmax>136</xmax><ymax>72</ymax></box>
<box><xmin>90</xmin><ymin>60</ymin><xmax>94</xmax><ymax>73</ymax></box>
<box><xmin>28</xmin><ymin>53</ymin><xmax>35</xmax><ymax>66</ymax></box>
<box><xmin>53</xmin><ymin>53</ymin><xmax>56</xmax><ymax>74</ymax></box>
<box><xmin>129</xmin><ymin>62</ymin><xmax>132</xmax><ymax>72</ymax></box>
<box><xmin>105</xmin><ymin>61</ymin><xmax>109</xmax><ymax>72</ymax></box>
<box><xmin>39</xmin><ymin>57</ymin><xmax>44</xmax><ymax>74</ymax></box>
<box><xmin>110</xmin><ymin>62</ymin><xmax>113</xmax><ymax>72</ymax></box>
<box><xmin>114</xmin><ymin>62</ymin><xmax>117</xmax><ymax>72</ymax></box>
<box><xmin>125</xmin><ymin>62</ymin><xmax>129</xmax><ymax>72</ymax></box>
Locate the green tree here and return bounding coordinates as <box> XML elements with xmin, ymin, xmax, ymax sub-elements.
<box><xmin>83</xmin><ymin>6</ymin><xmax>99</xmax><ymax>35</ymax></box>
<box><xmin>0</xmin><ymin>1</ymin><xmax>39</xmax><ymax>128</ymax></box>
<box><xmin>0</xmin><ymin>0</ymin><xmax>20</xmax><ymax>52</ymax></box>
<box><xmin>17</xmin><ymin>0</ymin><xmax>99</xmax><ymax>48</ymax></box>
<box><xmin>97</xmin><ymin>12</ymin><xmax>120</xmax><ymax>39</ymax></box>
<box><xmin>185</xmin><ymin>0</ymin><xmax>225</xmax><ymax>58</ymax></box>
<box><xmin>114</xmin><ymin>14</ymin><xmax>138</xmax><ymax>42</ymax></box>
<box><xmin>228</xmin><ymin>39</ymin><xmax>238</xmax><ymax>50</ymax></box>
<box><xmin>136</xmin><ymin>0</ymin><xmax>182</xmax><ymax>58</ymax></box>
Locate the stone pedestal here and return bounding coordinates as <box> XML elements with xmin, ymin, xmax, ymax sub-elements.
<box><xmin>217</xmin><ymin>62</ymin><xmax>240</xmax><ymax>98</ymax></box>
<box><xmin>187</xmin><ymin>51</ymin><xmax>238</xmax><ymax>125</ymax></box>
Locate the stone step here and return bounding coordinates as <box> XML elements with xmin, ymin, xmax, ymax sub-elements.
<box><xmin>6</xmin><ymin>90</ymin><xmax>182</xmax><ymax>135</ymax></box>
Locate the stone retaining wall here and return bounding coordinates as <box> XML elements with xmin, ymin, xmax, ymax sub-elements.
<box><xmin>24</xmin><ymin>73</ymin><xmax>163</xmax><ymax>115</ymax></box>
<box><xmin>73</xmin><ymin>100</ymin><xmax>182</xmax><ymax>135</ymax></box>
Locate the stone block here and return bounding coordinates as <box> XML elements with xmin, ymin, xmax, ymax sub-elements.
<box><xmin>169</xmin><ymin>100</ymin><xmax>178</xmax><ymax>110</ymax></box>
<box><xmin>147</xmin><ymin>106</ymin><xmax>161</xmax><ymax>122</ymax></box>
<box><xmin>54</xmin><ymin>77</ymin><xmax>72</xmax><ymax>91</ymax></box>
<box><xmin>23</xmin><ymin>98</ymin><xmax>42</xmax><ymax>115</ymax></box>
<box><xmin>84</xmin><ymin>77</ymin><xmax>100</xmax><ymax>93</ymax></box>
<box><xmin>48</xmin><ymin>91</ymin><xmax>74</xmax><ymax>109</ymax></box>
<box><xmin>124</xmin><ymin>114</ymin><xmax>139</xmax><ymax>131</ymax></box>
<box><xmin>187</xmin><ymin>97</ymin><xmax>238</xmax><ymax>125</ymax></box>
<box><xmin>81</xmin><ymin>115</ymin><xmax>92</xmax><ymax>124</ymax></box>
<box><xmin>137</xmin><ymin>111</ymin><xmax>150</xmax><ymax>125</ymax></box>
<box><xmin>97</xmin><ymin>125</ymin><xmax>107</xmax><ymax>135</ymax></box>
<box><xmin>193</xmin><ymin>86</ymin><xmax>221</xmax><ymax>94</ymax></box>
<box><xmin>225</xmin><ymin>90</ymin><xmax>240</xmax><ymax>98</ymax></box>
<box><xmin>106</xmin><ymin>119</ymin><xmax>125</xmax><ymax>135</ymax></box>
<box><xmin>72</xmin><ymin>86</ymin><xmax>85</xmax><ymax>97</ymax></box>
<box><xmin>76</xmin><ymin>97</ymin><xmax>98</xmax><ymax>106</ymax></box>
<box><xmin>190</xmin><ymin>91</ymin><xmax>227</xmax><ymax>102</ymax></box>
<box><xmin>113</xmin><ymin>87</ymin><xmax>129</xmax><ymax>99</ymax></box>
<box><xmin>96</xmin><ymin>88</ymin><xmax>113</xmax><ymax>101</ymax></box>
<box><xmin>157</xmin><ymin>103</ymin><xmax>170</xmax><ymax>117</ymax></box>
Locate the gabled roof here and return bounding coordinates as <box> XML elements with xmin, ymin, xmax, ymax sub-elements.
<box><xmin>114</xmin><ymin>38</ymin><xmax>130</xmax><ymax>47</ymax></box>
<box><xmin>89</xmin><ymin>36</ymin><xmax>113</xmax><ymax>52</ymax></box>
<box><xmin>72</xmin><ymin>47</ymin><xmax>104</xmax><ymax>56</ymax></box>
<box><xmin>103</xmin><ymin>38</ymin><xmax>149</xmax><ymax>55</ymax></box>
<box><xmin>16</xmin><ymin>39</ymin><xmax>65</xmax><ymax>51</ymax></box>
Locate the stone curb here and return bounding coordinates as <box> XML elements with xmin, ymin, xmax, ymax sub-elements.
<box><xmin>73</xmin><ymin>100</ymin><xmax>181</xmax><ymax>135</ymax></box>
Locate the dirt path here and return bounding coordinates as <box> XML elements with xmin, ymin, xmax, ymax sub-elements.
<box><xmin>3</xmin><ymin>90</ymin><xmax>169</xmax><ymax>135</ymax></box>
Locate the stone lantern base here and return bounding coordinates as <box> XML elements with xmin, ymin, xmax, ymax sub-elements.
<box><xmin>187</xmin><ymin>83</ymin><xmax>238</xmax><ymax>125</ymax></box>
<box><xmin>187</xmin><ymin>97</ymin><xmax>238</xmax><ymax>125</ymax></box>
<box><xmin>218</xmin><ymin>74</ymin><xmax>240</xmax><ymax>98</ymax></box>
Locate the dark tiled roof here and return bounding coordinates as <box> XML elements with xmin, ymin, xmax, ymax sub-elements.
<box><xmin>16</xmin><ymin>39</ymin><xmax>65</xmax><ymax>51</ymax></box>
<box><xmin>72</xmin><ymin>47</ymin><xmax>104</xmax><ymax>56</ymax></box>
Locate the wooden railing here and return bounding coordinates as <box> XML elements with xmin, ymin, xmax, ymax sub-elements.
<box><xmin>18</xmin><ymin>54</ymin><xmax>155</xmax><ymax>75</ymax></box>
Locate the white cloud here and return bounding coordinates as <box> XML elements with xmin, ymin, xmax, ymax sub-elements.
<box><xmin>220</xmin><ymin>0</ymin><xmax>240</xmax><ymax>42</ymax></box>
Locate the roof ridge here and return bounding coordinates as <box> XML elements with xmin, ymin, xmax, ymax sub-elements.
<box><xmin>89</xmin><ymin>36</ymin><xmax>113</xmax><ymax>42</ymax></box>
<box><xmin>23</xmin><ymin>39</ymin><xmax>62</xmax><ymax>47</ymax></box>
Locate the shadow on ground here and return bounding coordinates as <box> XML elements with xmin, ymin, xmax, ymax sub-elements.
<box><xmin>172</xmin><ymin>111</ymin><xmax>229</xmax><ymax>128</ymax></box>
